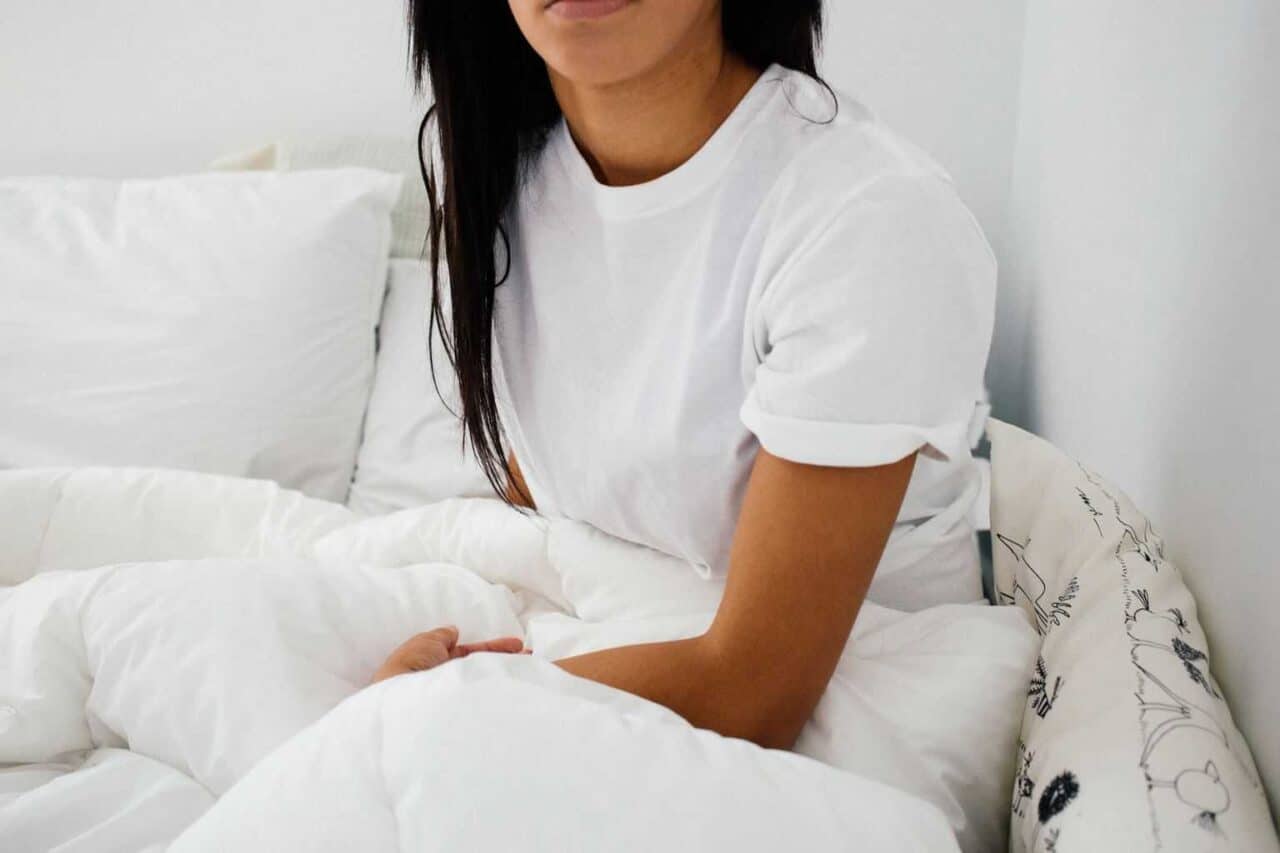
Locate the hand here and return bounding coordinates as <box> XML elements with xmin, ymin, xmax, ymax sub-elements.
<box><xmin>370</xmin><ymin>626</ymin><xmax>527</xmax><ymax>684</ymax></box>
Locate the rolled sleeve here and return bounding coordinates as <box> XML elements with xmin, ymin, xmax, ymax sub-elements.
<box><xmin>741</xmin><ymin>390</ymin><xmax>978</xmax><ymax>466</ymax></box>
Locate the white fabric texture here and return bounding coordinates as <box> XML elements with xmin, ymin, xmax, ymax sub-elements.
<box><xmin>494</xmin><ymin>65</ymin><xmax>996</xmax><ymax>610</ymax></box>
<box><xmin>0</xmin><ymin>749</ymin><xmax>214</xmax><ymax>853</ymax></box>
<box><xmin>347</xmin><ymin>259</ymin><xmax>492</xmax><ymax>515</ymax></box>
<box><xmin>987</xmin><ymin>420</ymin><xmax>1280</xmax><ymax>852</ymax></box>
<box><xmin>0</xmin><ymin>169</ymin><xmax>401</xmax><ymax>501</ymax></box>
<box><xmin>0</xmin><ymin>467</ymin><xmax>1036</xmax><ymax>852</ymax></box>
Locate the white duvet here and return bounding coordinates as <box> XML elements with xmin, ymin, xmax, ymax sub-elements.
<box><xmin>0</xmin><ymin>468</ymin><xmax>1037</xmax><ymax>853</ymax></box>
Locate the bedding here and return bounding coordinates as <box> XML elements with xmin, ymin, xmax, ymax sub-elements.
<box><xmin>0</xmin><ymin>169</ymin><xmax>400</xmax><ymax>501</ymax></box>
<box><xmin>0</xmin><ymin>467</ymin><xmax>1036</xmax><ymax>852</ymax></box>
<box><xmin>211</xmin><ymin>141</ymin><xmax>493</xmax><ymax>514</ymax></box>
<box><xmin>346</xmin><ymin>259</ymin><xmax>492</xmax><ymax>515</ymax></box>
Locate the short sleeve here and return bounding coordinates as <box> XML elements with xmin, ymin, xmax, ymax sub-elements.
<box><xmin>740</xmin><ymin>174</ymin><xmax>996</xmax><ymax>467</ymax></box>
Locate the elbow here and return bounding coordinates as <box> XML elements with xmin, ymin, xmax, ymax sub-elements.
<box><xmin>742</xmin><ymin>727</ymin><xmax>800</xmax><ymax>752</ymax></box>
<box><xmin>739</xmin><ymin>713</ymin><xmax>807</xmax><ymax>751</ymax></box>
<box><xmin>694</xmin><ymin>635</ymin><xmax>814</xmax><ymax>751</ymax></box>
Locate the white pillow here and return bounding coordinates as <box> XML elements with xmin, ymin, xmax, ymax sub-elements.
<box><xmin>346</xmin><ymin>259</ymin><xmax>492</xmax><ymax>514</ymax></box>
<box><xmin>988</xmin><ymin>419</ymin><xmax>1280</xmax><ymax>853</ymax></box>
<box><xmin>210</xmin><ymin>137</ymin><xmax>429</xmax><ymax>261</ymax></box>
<box><xmin>0</xmin><ymin>170</ymin><xmax>401</xmax><ymax>501</ymax></box>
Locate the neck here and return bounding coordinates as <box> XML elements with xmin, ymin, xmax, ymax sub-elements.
<box><xmin>548</xmin><ymin>27</ymin><xmax>761</xmax><ymax>187</ymax></box>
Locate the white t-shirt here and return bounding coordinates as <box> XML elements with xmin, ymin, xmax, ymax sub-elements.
<box><xmin>493</xmin><ymin>65</ymin><xmax>996</xmax><ymax>611</ymax></box>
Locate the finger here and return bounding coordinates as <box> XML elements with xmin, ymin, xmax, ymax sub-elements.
<box><xmin>485</xmin><ymin>637</ymin><xmax>525</xmax><ymax>653</ymax></box>
<box><xmin>457</xmin><ymin>637</ymin><xmax>525</xmax><ymax>655</ymax></box>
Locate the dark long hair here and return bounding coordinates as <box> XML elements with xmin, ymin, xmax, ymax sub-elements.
<box><xmin>406</xmin><ymin>1</ymin><xmax>825</xmax><ymax>502</ymax></box>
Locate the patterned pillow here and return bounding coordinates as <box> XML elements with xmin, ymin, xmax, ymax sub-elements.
<box><xmin>987</xmin><ymin>419</ymin><xmax>1278</xmax><ymax>852</ymax></box>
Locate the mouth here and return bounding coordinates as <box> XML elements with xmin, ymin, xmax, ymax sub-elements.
<box><xmin>544</xmin><ymin>0</ymin><xmax>633</xmax><ymax>21</ymax></box>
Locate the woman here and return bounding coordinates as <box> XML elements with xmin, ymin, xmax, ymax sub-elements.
<box><xmin>373</xmin><ymin>0</ymin><xmax>996</xmax><ymax>751</ymax></box>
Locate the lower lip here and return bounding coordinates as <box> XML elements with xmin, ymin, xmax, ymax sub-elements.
<box><xmin>547</xmin><ymin>0</ymin><xmax>632</xmax><ymax>21</ymax></box>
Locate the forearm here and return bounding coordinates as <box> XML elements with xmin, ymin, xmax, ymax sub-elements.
<box><xmin>555</xmin><ymin>451</ymin><xmax>913</xmax><ymax>751</ymax></box>
<box><xmin>555</xmin><ymin>632</ymin><xmax>807</xmax><ymax>750</ymax></box>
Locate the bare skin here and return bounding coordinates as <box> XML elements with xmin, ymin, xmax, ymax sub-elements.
<box><xmin>374</xmin><ymin>0</ymin><xmax>918</xmax><ymax>750</ymax></box>
<box><xmin>540</xmin><ymin>5</ymin><xmax>759</xmax><ymax>186</ymax></box>
<box><xmin>504</xmin><ymin>453</ymin><xmax>535</xmax><ymax>509</ymax></box>
<box><xmin>372</xmin><ymin>627</ymin><xmax>526</xmax><ymax>684</ymax></box>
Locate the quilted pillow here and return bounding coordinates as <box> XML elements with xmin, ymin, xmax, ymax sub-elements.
<box><xmin>987</xmin><ymin>420</ymin><xmax>1278</xmax><ymax>852</ymax></box>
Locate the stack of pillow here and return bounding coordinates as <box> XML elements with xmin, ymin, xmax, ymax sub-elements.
<box><xmin>0</xmin><ymin>138</ymin><xmax>491</xmax><ymax>511</ymax></box>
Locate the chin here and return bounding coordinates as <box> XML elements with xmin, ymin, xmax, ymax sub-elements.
<box><xmin>513</xmin><ymin>0</ymin><xmax>688</xmax><ymax>89</ymax></box>
<box><xmin>541</xmin><ymin>40</ymin><xmax>656</xmax><ymax>89</ymax></box>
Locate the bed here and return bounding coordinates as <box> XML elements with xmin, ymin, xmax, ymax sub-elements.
<box><xmin>1</xmin><ymin>160</ymin><xmax>1276</xmax><ymax>852</ymax></box>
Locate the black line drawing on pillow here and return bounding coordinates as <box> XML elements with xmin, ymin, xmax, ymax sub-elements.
<box><xmin>1076</xmin><ymin>486</ymin><xmax>1105</xmax><ymax>536</ymax></box>
<box><xmin>1114</xmin><ymin>500</ymin><xmax>1221</xmax><ymax>698</ymax></box>
<box><xmin>1077</xmin><ymin>463</ymin><xmax>1116</xmax><ymax>503</ymax></box>
<box><xmin>1172</xmin><ymin>638</ymin><xmax>1221</xmax><ymax>700</ymax></box>
<box><xmin>996</xmin><ymin>534</ymin><xmax>1051</xmax><ymax>633</ymax></box>
<box><xmin>1049</xmin><ymin>576</ymin><xmax>1079</xmax><ymax>627</ymax></box>
<box><xmin>1075</xmin><ymin>458</ymin><xmax>1116</xmax><ymax>517</ymax></box>
<box><xmin>996</xmin><ymin>534</ymin><xmax>1078</xmax><ymax>635</ymax></box>
<box><xmin>1117</xmin><ymin>515</ymin><xmax>1165</xmax><ymax>573</ymax></box>
<box><xmin>1028</xmin><ymin>656</ymin><xmax>1063</xmax><ymax>719</ymax></box>
<box><xmin>1000</xmin><ymin>462</ymin><xmax>1269</xmax><ymax>843</ymax></box>
<box><xmin>1128</xmin><ymin>588</ymin><xmax>1190</xmax><ymax>635</ymax></box>
<box><xmin>1032</xmin><ymin>771</ymin><xmax>1079</xmax><ymax>852</ymax></box>
<box><xmin>1128</xmin><ymin>603</ymin><xmax>1261</xmax><ymax>834</ymax></box>
<box><xmin>1133</xmin><ymin>661</ymin><xmax>1229</xmax><ymax>766</ymax></box>
<box><xmin>1149</xmin><ymin>761</ymin><xmax>1231</xmax><ymax>836</ymax></box>
<box><xmin>1129</xmin><ymin>636</ymin><xmax>1222</xmax><ymax>700</ymax></box>
<box><xmin>1012</xmin><ymin>740</ymin><xmax>1036</xmax><ymax>820</ymax></box>
<box><xmin>1110</xmin><ymin>497</ymin><xmax>1261</xmax><ymax>837</ymax></box>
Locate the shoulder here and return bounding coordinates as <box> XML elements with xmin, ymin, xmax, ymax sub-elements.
<box><xmin>756</xmin><ymin>69</ymin><xmax>980</xmax><ymax>242</ymax></box>
<box><xmin>746</xmin><ymin>73</ymin><xmax>995</xmax><ymax>303</ymax></box>
<box><xmin>770</xmin><ymin>71</ymin><xmax>944</xmax><ymax>171</ymax></box>
<box><xmin>743</xmin><ymin>73</ymin><xmax>997</xmax><ymax>344</ymax></box>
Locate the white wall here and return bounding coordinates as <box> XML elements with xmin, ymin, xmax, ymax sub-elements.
<box><xmin>1004</xmin><ymin>0</ymin><xmax>1280</xmax><ymax>809</ymax></box>
<box><xmin>0</xmin><ymin>0</ymin><xmax>421</xmax><ymax>178</ymax></box>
